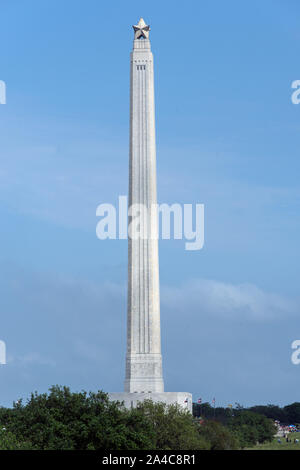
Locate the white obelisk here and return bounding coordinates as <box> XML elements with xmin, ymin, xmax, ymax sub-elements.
<box><xmin>109</xmin><ymin>19</ymin><xmax>192</xmax><ymax>411</ymax></box>
<box><xmin>125</xmin><ymin>18</ymin><xmax>164</xmax><ymax>393</ymax></box>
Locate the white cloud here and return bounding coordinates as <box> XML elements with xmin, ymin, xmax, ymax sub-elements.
<box><xmin>0</xmin><ymin>116</ymin><xmax>127</xmax><ymax>229</ymax></box>
<box><xmin>17</xmin><ymin>352</ymin><xmax>56</xmax><ymax>367</ymax></box>
<box><xmin>161</xmin><ymin>279</ymin><xmax>297</xmax><ymax>321</ymax></box>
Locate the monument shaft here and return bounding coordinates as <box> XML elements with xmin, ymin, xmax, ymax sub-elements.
<box><xmin>125</xmin><ymin>35</ymin><xmax>164</xmax><ymax>393</ymax></box>
<box><xmin>109</xmin><ymin>20</ymin><xmax>192</xmax><ymax>412</ymax></box>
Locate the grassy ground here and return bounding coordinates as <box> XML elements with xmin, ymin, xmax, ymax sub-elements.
<box><xmin>250</xmin><ymin>434</ymin><xmax>300</xmax><ymax>450</ymax></box>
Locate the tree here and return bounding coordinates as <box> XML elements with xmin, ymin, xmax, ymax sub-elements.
<box><xmin>0</xmin><ymin>429</ymin><xmax>33</xmax><ymax>450</ymax></box>
<box><xmin>135</xmin><ymin>400</ymin><xmax>209</xmax><ymax>450</ymax></box>
<box><xmin>197</xmin><ymin>420</ymin><xmax>239</xmax><ymax>450</ymax></box>
<box><xmin>193</xmin><ymin>402</ymin><xmax>215</xmax><ymax>418</ymax></box>
<box><xmin>249</xmin><ymin>405</ymin><xmax>288</xmax><ymax>423</ymax></box>
<box><xmin>1</xmin><ymin>386</ymin><xmax>154</xmax><ymax>450</ymax></box>
<box><xmin>228</xmin><ymin>410</ymin><xmax>276</xmax><ymax>448</ymax></box>
<box><xmin>283</xmin><ymin>402</ymin><xmax>300</xmax><ymax>424</ymax></box>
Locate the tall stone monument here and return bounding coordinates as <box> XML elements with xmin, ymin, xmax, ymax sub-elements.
<box><xmin>109</xmin><ymin>19</ymin><xmax>192</xmax><ymax>412</ymax></box>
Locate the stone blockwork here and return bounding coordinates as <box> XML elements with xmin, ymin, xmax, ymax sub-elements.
<box><xmin>109</xmin><ymin>392</ymin><xmax>193</xmax><ymax>414</ymax></box>
<box><xmin>109</xmin><ymin>19</ymin><xmax>192</xmax><ymax>410</ymax></box>
<box><xmin>126</xmin><ymin>29</ymin><xmax>163</xmax><ymax>393</ymax></box>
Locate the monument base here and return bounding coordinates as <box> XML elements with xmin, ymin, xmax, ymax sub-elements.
<box><xmin>108</xmin><ymin>392</ymin><xmax>193</xmax><ymax>413</ymax></box>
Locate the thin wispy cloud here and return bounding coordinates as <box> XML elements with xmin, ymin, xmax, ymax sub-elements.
<box><xmin>162</xmin><ymin>279</ymin><xmax>297</xmax><ymax>322</ymax></box>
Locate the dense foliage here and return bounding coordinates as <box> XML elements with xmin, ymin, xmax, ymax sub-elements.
<box><xmin>193</xmin><ymin>401</ymin><xmax>300</xmax><ymax>426</ymax></box>
<box><xmin>228</xmin><ymin>410</ymin><xmax>276</xmax><ymax>448</ymax></box>
<box><xmin>0</xmin><ymin>386</ymin><xmax>154</xmax><ymax>450</ymax></box>
<box><xmin>197</xmin><ymin>420</ymin><xmax>239</xmax><ymax>450</ymax></box>
<box><xmin>0</xmin><ymin>386</ymin><xmax>278</xmax><ymax>450</ymax></box>
<box><xmin>135</xmin><ymin>400</ymin><xmax>209</xmax><ymax>450</ymax></box>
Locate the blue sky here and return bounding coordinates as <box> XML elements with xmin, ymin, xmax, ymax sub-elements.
<box><xmin>0</xmin><ymin>0</ymin><xmax>300</xmax><ymax>408</ymax></box>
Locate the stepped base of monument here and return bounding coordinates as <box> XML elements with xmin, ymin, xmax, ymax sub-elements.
<box><xmin>108</xmin><ymin>392</ymin><xmax>193</xmax><ymax>413</ymax></box>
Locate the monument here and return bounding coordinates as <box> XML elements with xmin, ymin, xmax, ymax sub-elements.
<box><xmin>109</xmin><ymin>19</ymin><xmax>192</xmax><ymax>412</ymax></box>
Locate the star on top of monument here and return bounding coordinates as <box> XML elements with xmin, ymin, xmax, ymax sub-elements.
<box><xmin>132</xmin><ymin>18</ymin><xmax>150</xmax><ymax>40</ymax></box>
